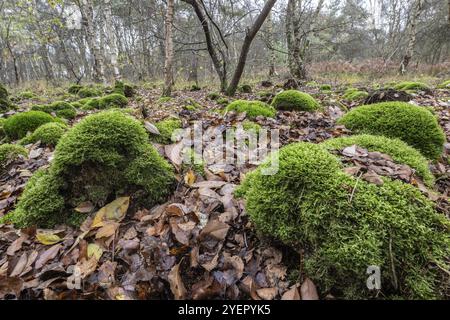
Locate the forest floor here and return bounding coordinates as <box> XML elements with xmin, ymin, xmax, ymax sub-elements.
<box><xmin>0</xmin><ymin>80</ymin><xmax>449</xmax><ymax>300</ymax></box>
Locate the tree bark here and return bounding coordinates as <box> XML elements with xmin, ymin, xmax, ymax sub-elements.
<box><xmin>78</xmin><ymin>0</ymin><xmax>106</xmax><ymax>83</ymax></box>
<box><xmin>162</xmin><ymin>0</ymin><xmax>175</xmax><ymax>97</ymax></box>
<box><xmin>104</xmin><ymin>0</ymin><xmax>121</xmax><ymax>81</ymax></box>
<box><xmin>226</xmin><ymin>0</ymin><xmax>277</xmax><ymax>96</ymax></box>
<box><xmin>267</xmin><ymin>12</ymin><xmax>276</xmax><ymax>77</ymax></box>
<box><xmin>399</xmin><ymin>0</ymin><xmax>424</xmax><ymax>75</ymax></box>
<box><xmin>181</xmin><ymin>0</ymin><xmax>228</xmax><ymax>92</ymax></box>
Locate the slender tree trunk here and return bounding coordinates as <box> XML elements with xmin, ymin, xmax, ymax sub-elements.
<box><xmin>78</xmin><ymin>0</ymin><xmax>106</xmax><ymax>83</ymax></box>
<box><xmin>267</xmin><ymin>12</ymin><xmax>276</xmax><ymax>77</ymax></box>
<box><xmin>188</xmin><ymin>51</ymin><xmax>199</xmax><ymax>85</ymax></box>
<box><xmin>226</xmin><ymin>0</ymin><xmax>277</xmax><ymax>96</ymax></box>
<box><xmin>399</xmin><ymin>0</ymin><xmax>424</xmax><ymax>75</ymax></box>
<box><xmin>162</xmin><ymin>0</ymin><xmax>175</xmax><ymax>97</ymax></box>
<box><xmin>181</xmin><ymin>0</ymin><xmax>228</xmax><ymax>92</ymax></box>
<box><xmin>39</xmin><ymin>44</ymin><xmax>54</xmax><ymax>82</ymax></box>
<box><xmin>104</xmin><ymin>0</ymin><xmax>121</xmax><ymax>81</ymax></box>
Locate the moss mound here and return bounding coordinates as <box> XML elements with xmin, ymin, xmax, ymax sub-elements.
<box><xmin>236</xmin><ymin>142</ymin><xmax>450</xmax><ymax>299</ymax></box>
<box><xmin>32</xmin><ymin>101</ymin><xmax>77</xmax><ymax>119</ymax></box>
<box><xmin>80</xmin><ymin>93</ymin><xmax>128</xmax><ymax>110</ymax></box>
<box><xmin>20</xmin><ymin>122</ymin><xmax>67</xmax><ymax>146</ymax></box>
<box><xmin>225</xmin><ymin>100</ymin><xmax>276</xmax><ymax>119</ymax></box>
<box><xmin>437</xmin><ymin>80</ymin><xmax>450</xmax><ymax>89</ymax></box>
<box><xmin>182</xmin><ymin>148</ymin><xmax>205</xmax><ymax>176</ymax></box>
<box><xmin>113</xmin><ymin>81</ymin><xmax>135</xmax><ymax>97</ymax></box>
<box><xmin>0</xmin><ymin>143</ymin><xmax>27</xmax><ymax>169</ymax></box>
<box><xmin>68</xmin><ymin>84</ymin><xmax>83</xmax><ymax>94</ymax></box>
<box><xmin>338</xmin><ymin>102</ymin><xmax>445</xmax><ymax>159</ymax></box>
<box><xmin>239</xmin><ymin>84</ymin><xmax>252</xmax><ymax>93</ymax></box>
<box><xmin>3</xmin><ymin>111</ymin><xmax>62</xmax><ymax>140</ymax></box>
<box><xmin>0</xmin><ymin>83</ymin><xmax>13</xmax><ymax>112</ymax></box>
<box><xmin>394</xmin><ymin>81</ymin><xmax>430</xmax><ymax>92</ymax></box>
<box><xmin>320</xmin><ymin>84</ymin><xmax>332</xmax><ymax>91</ymax></box>
<box><xmin>343</xmin><ymin>88</ymin><xmax>369</xmax><ymax>101</ymax></box>
<box><xmin>321</xmin><ymin>134</ymin><xmax>434</xmax><ymax>186</ymax></box>
<box><xmin>78</xmin><ymin>87</ymin><xmax>102</xmax><ymax>98</ymax></box>
<box><xmin>271</xmin><ymin>90</ymin><xmax>319</xmax><ymax>111</ymax></box>
<box><xmin>3</xmin><ymin>111</ymin><xmax>175</xmax><ymax>228</ymax></box>
<box><xmin>149</xmin><ymin>117</ymin><xmax>182</xmax><ymax>144</ymax></box>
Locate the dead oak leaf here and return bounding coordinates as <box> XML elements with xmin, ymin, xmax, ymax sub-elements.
<box><xmin>168</xmin><ymin>262</ymin><xmax>187</xmax><ymax>300</ymax></box>
<box><xmin>300</xmin><ymin>278</ymin><xmax>319</xmax><ymax>300</ymax></box>
<box><xmin>200</xmin><ymin>219</ymin><xmax>230</xmax><ymax>241</ymax></box>
<box><xmin>256</xmin><ymin>287</ymin><xmax>278</xmax><ymax>300</ymax></box>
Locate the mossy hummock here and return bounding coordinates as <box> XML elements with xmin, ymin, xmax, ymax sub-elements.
<box><xmin>78</xmin><ymin>87</ymin><xmax>102</xmax><ymax>98</ymax></box>
<box><xmin>113</xmin><ymin>81</ymin><xmax>135</xmax><ymax>97</ymax></box>
<box><xmin>236</xmin><ymin>142</ymin><xmax>450</xmax><ymax>299</ymax></box>
<box><xmin>3</xmin><ymin>111</ymin><xmax>175</xmax><ymax>228</ymax></box>
<box><xmin>271</xmin><ymin>90</ymin><xmax>319</xmax><ymax>111</ymax></box>
<box><xmin>32</xmin><ymin>101</ymin><xmax>77</xmax><ymax>119</ymax></box>
<box><xmin>0</xmin><ymin>83</ymin><xmax>13</xmax><ymax>112</ymax></box>
<box><xmin>225</xmin><ymin>100</ymin><xmax>276</xmax><ymax>119</ymax></box>
<box><xmin>20</xmin><ymin>122</ymin><xmax>67</xmax><ymax>146</ymax></box>
<box><xmin>149</xmin><ymin>117</ymin><xmax>183</xmax><ymax>144</ymax></box>
<box><xmin>343</xmin><ymin>88</ymin><xmax>369</xmax><ymax>101</ymax></box>
<box><xmin>394</xmin><ymin>81</ymin><xmax>430</xmax><ymax>92</ymax></box>
<box><xmin>321</xmin><ymin>134</ymin><xmax>435</xmax><ymax>186</ymax></box>
<box><xmin>437</xmin><ymin>80</ymin><xmax>450</xmax><ymax>89</ymax></box>
<box><xmin>338</xmin><ymin>102</ymin><xmax>445</xmax><ymax>159</ymax></box>
<box><xmin>0</xmin><ymin>143</ymin><xmax>27</xmax><ymax>169</ymax></box>
<box><xmin>3</xmin><ymin>111</ymin><xmax>63</xmax><ymax>140</ymax></box>
<box><xmin>80</xmin><ymin>93</ymin><xmax>128</xmax><ymax>110</ymax></box>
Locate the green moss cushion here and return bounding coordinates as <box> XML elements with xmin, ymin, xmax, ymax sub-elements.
<box><xmin>271</xmin><ymin>90</ymin><xmax>319</xmax><ymax>111</ymax></box>
<box><xmin>338</xmin><ymin>102</ymin><xmax>445</xmax><ymax>159</ymax></box>
<box><xmin>149</xmin><ymin>118</ymin><xmax>183</xmax><ymax>144</ymax></box>
<box><xmin>32</xmin><ymin>101</ymin><xmax>77</xmax><ymax>119</ymax></box>
<box><xmin>0</xmin><ymin>83</ymin><xmax>13</xmax><ymax>112</ymax></box>
<box><xmin>236</xmin><ymin>142</ymin><xmax>450</xmax><ymax>299</ymax></box>
<box><xmin>0</xmin><ymin>143</ymin><xmax>27</xmax><ymax>169</ymax></box>
<box><xmin>3</xmin><ymin>111</ymin><xmax>175</xmax><ymax>228</ymax></box>
<box><xmin>225</xmin><ymin>100</ymin><xmax>276</xmax><ymax>119</ymax></box>
<box><xmin>343</xmin><ymin>88</ymin><xmax>369</xmax><ymax>101</ymax></box>
<box><xmin>3</xmin><ymin>111</ymin><xmax>62</xmax><ymax>140</ymax></box>
<box><xmin>394</xmin><ymin>81</ymin><xmax>430</xmax><ymax>91</ymax></box>
<box><xmin>78</xmin><ymin>87</ymin><xmax>102</xmax><ymax>98</ymax></box>
<box><xmin>321</xmin><ymin>134</ymin><xmax>435</xmax><ymax>186</ymax></box>
<box><xmin>20</xmin><ymin>122</ymin><xmax>67</xmax><ymax>146</ymax></box>
<box><xmin>80</xmin><ymin>94</ymin><xmax>128</xmax><ymax>110</ymax></box>
<box><xmin>437</xmin><ymin>80</ymin><xmax>450</xmax><ymax>89</ymax></box>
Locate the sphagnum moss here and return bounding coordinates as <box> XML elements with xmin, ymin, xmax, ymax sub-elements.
<box><xmin>236</xmin><ymin>142</ymin><xmax>450</xmax><ymax>299</ymax></box>
<box><xmin>3</xmin><ymin>111</ymin><xmax>175</xmax><ymax>228</ymax></box>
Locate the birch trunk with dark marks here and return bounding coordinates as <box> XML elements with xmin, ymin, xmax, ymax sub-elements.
<box><xmin>104</xmin><ymin>0</ymin><xmax>121</xmax><ymax>81</ymax></box>
<box><xmin>162</xmin><ymin>0</ymin><xmax>175</xmax><ymax>97</ymax></box>
<box><xmin>78</xmin><ymin>0</ymin><xmax>105</xmax><ymax>83</ymax></box>
<box><xmin>399</xmin><ymin>0</ymin><xmax>424</xmax><ymax>75</ymax></box>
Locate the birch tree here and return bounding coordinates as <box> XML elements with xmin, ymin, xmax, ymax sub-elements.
<box><xmin>162</xmin><ymin>0</ymin><xmax>175</xmax><ymax>97</ymax></box>
<box><xmin>399</xmin><ymin>0</ymin><xmax>424</xmax><ymax>74</ymax></box>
